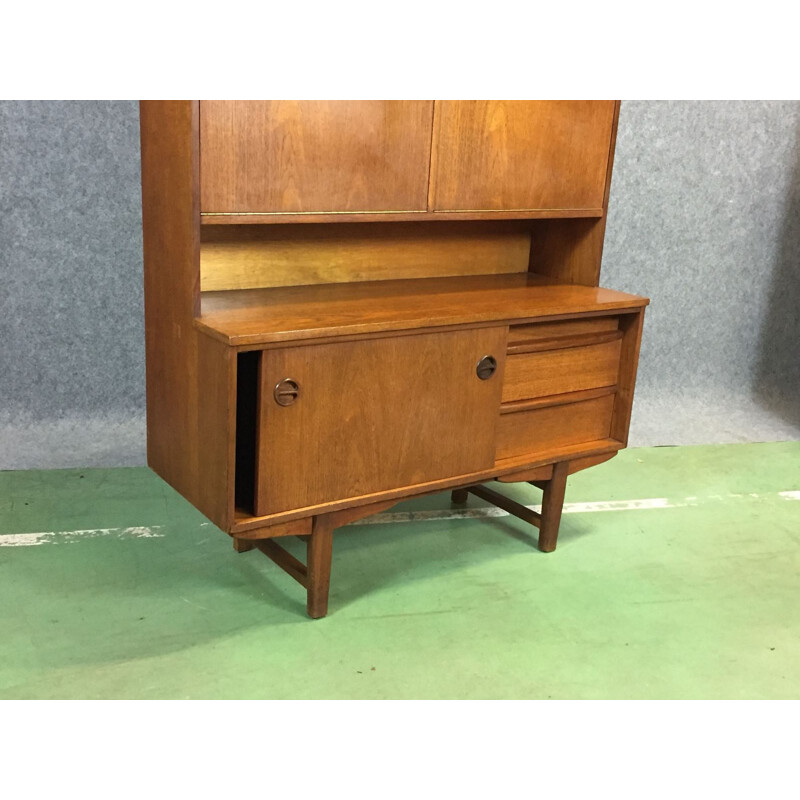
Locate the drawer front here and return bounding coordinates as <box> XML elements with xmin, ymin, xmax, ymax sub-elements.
<box><xmin>502</xmin><ymin>337</ymin><xmax>622</xmax><ymax>403</ymax></box>
<box><xmin>508</xmin><ymin>316</ymin><xmax>619</xmax><ymax>345</ymax></box>
<box><xmin>496</xmin><ymin>394</ymin><xmax>615</xmax><ymax>461</ymax></box>
<box><xmin>255</xmin><ymin>328</ymin><xmax>507</xmax><ymax>516</ymax></box>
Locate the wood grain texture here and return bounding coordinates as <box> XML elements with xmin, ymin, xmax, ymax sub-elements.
<box><xmin>529</xmin><ymin>218</ymin><xmax>607</xmax><ymax>286</ymax></box>
<box><xmin>495</xmin><ymin>464</ymin><xmax>554</xmax><ymax>483</ymax></box>
<box><xmin>495</xmin><ymin>395</ymin><xmax>616</xmax><ymax>461</ymax></box>
<box><xmin>140</xmin><ymin>102</ymin><xmax>198</xmax><ymax>505</ymax></box>
<box><xmin>255</xmin><ymin>327</ymin><xmax>507</xmax><ymax>515</ymax></box>
<box><xmin>197</xmin><ymin>273</ymin><xmax>648</xmax><ymax>347</ymax></box>
<box><xmin>502</xmin><ymin>339</ymin><xmax>622</xmax><ymax>402</ymax></box>
<box><xmin>430</xmin><ymin>101</ymin><xmax>616</xmax><ymax>211</ymax></box>
<box><xmin>196</xmin><ymin>333</ymin><xmax>236</xmax><ymax>528</ymax></box>
<box><xmin>499</xmin><ymin>385</ymin><xmax>617</xmax><ymax>415</ymax></box>
<box><xmin>508</xmin><ymin>316</ymin><xmax>618</xmax><ymax>346</ymax></box>
<box><xmin>199</xmin><ymin>221</ymin><xmax>531</xmax><ymax>291</ymax></box>
<box><xmin>611</xmin><ymin>308</ymin><xmax>646</xmax><ymax>445</ymax></box>
<box><xmin>527</xmin><ymin>104</ymin><xmax>621</xmax><ymax>287</ymax></box>
<box><xmin>566</xmin><ymin>451</ymin><xmax>617</xmax><ymax>475</ymax></box>
<box><xmin>306</xmin><ymin>515</ymin><xmax>335</xmax><ymax>618</ymax></box>
<box><xmin>200</xmin><ymin>101</ymin><xmax>434</xmax><ymax>213</ymax></box>
<box><xmin>256</xmin><ymin>539</ymin><xmax>308</xmax><ymax>587</ymax></box>
<box><xmin>537</xmin><ymin>461</ymin><xmax>569</xmax><ymax>552</ymax></box>
<box><xmin>233</xmin><ymin>517</ymin><xmax>312</xmax><ymax>540</ymax></box>
<box><xmin>467</xmin><ymin>484</ymin><xmax>542</xmax><ymax>527</ymax></box>
<box><xmin>141</xmin><ymin>101</ymin><xmax>232</xmax><ymax>531</ymax></box>
<box><xmin>506</xmin><ymin>330</ymin><xmax>622</xmax><ymax>356</ymax></box>
<box><xmin>326</xmin><ymin>499</ymin><xmax>401</xmax><ymax>528</ymax></box>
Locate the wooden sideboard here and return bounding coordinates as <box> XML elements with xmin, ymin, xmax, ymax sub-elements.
<box><xmin>140</xmin><ymin>100</ymin><xmax>648</xmax><ymax>618</ymax></box>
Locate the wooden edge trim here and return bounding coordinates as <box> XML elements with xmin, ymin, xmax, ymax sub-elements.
<box><xmin>230</xmin><ymin>438</ymin><xmax>625</xmax><ymax>533</ymax></box>
<box><xmin>199</xmin><ymin>209</ymin><xmax>605</xmax><ymax>225</ymax></box>
<box><xmin>328</xmin><ymin>499</ymin><xmax>400</xmax><ymax>528</ymax></box>
<box><xmin>567</xmin><ymin>451</ymin><xmax>617</xmax><ymax>476</ymax></box>
<box><xmin>195</xmin><ymin>303</ymin><xmax>649</xmax><ymax>349</ymax></box>
<box><xmin>603</xmin><ymin>101</ymin><xmax>622</xmax><ymax>211</ymax></box>
<box><xmin>233</xmin><ymin>516</ymin><xmax>313</xmax><ymax>540</ymax></box>
<box><xmin>499</xmin><ymin>385</ymin><xmax>617</xmax><ymax>415</ymax></box>
<box><xmin>495</xmin><ymin>464</ymin><xmax>554</xmax><ymax>483</ymax></box>
<box><xmin>506</xmin><ymin>329</ymin><xmax>623</xmax><ymax>355</ymax></box>
<box><xmin>467</xmin><ymin>484</ymin><xmax>542</xmax><ymax>529</ymax></box>
<box><xmin>255</xmin><ymin>539</ymin><xmax>308</xmax><ymax>588</ymax></box>
<box><xmin>233</xmin><ymin>499</ymin><xmax>400</xmax><ymax>540</ymax></box>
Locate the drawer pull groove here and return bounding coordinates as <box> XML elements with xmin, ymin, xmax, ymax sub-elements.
<box><xmin>500</xmin><ymin>385</ymin><xmax>617</xmax><ymax>414</ymax></box>
<box><xmin>507</xmin><ymin>329</ymin><xmax>623</xmax><ymax>355</ymax></box>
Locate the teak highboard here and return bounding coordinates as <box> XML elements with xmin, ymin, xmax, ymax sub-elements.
<box><xmin>140</xmin><ymin>100</ymin><xmax>648</xmax><ymax>618</ymax></box>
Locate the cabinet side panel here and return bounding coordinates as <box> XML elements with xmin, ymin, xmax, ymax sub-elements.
<box><xmin>529</xmin><ymin>218</ymin><xmax>607</xmax><ymax>286</ymax></box>
<box><xmin>610</xmin><ymin>309</ymin><xmax>646</xmax><ymax>446</ymax></box>
<box><xmin>197</xmin><ymin>334</ymin><xmax>236</xmax><ymax>528</ymax></box>
<box><xmin>141</xmin><ymin>100</ymin><xmax>232</xmax><ymax>527</ymax></box>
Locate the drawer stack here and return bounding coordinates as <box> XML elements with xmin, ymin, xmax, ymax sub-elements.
<box><xmin>496</xmin><ymin>317</ymin><xmax>623</xmax><ymax>461</ymax></box>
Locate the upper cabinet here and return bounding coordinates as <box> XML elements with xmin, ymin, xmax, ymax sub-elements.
<box><xmin>200</xmin><ymin>101</ymin><xmax>434</xmax><ymax>214</ymax></box>
<box><xmin>198</xmin><ymin>100</ymin><xmax>618</xmax><ymax>221</ymax></box>
<box><xmin>429</xmin><ymin>101</ymin><xmax>616</xmax><ymax>212</ymax></box>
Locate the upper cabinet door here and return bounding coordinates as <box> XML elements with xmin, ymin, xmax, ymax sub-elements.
<box><xmin>200</xmin><ymin>101</ymin><xmax>434</xmax><ymax>214</ymax></box>
<box><xmin>430</xmin><ymin>101</ymin><xmax>616</xmax><ymax>212</ymax></box>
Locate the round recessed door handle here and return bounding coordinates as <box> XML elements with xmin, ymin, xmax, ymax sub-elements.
<box><xmin>476</xmin><ymin>355</ymin><xmax>497</xmax><ymax>380</ymax></box>
<box><xmin>274</xmin><ymin>378</ymin><xmax>300</xmax><ymax>406</ymax></box>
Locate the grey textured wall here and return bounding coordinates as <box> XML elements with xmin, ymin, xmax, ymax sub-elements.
<box><xmin>1</xmin><ymin>100</ymin><xmax>799</xmax><ymax>469</ymax></box>
<box><xmin>605</xmin><ymin>101</ymin><xmax>800</xmax><ymax>445</ymax></box>
<box><xmin>1</xmin><ymin>101</ymin><xmax>145</xmax><ymax>469</ymax></box>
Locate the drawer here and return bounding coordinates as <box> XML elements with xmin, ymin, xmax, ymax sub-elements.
<box><xmin>496</xmin><ymin>393</ymin><xmax>615</xmax><ymax>461</ymax></box>
<box><xmin>502</xmin><ymin>333</ymin><xmax>622</xmax><ymax>403</ymax></box>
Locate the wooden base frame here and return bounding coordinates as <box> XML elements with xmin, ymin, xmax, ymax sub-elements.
<box><xmin>451</xmin><ymin>461</ymin><xmax>569</xmax><ymax>553</ymax></box>
<box><xmin>231</xmin><ymin>464</ymin><xmax>571</xmax><ymax>618</ymax></box>
<box><xmin>233</xmin><ymin>517</ymin><xmax>332</xmax><ymax>618</ymax></box>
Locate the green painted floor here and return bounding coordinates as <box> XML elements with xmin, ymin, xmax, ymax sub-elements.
<box><xmin>1</xmin><ymin>442</ymin><xmax>798</xmax><ymax>699</ymax></box>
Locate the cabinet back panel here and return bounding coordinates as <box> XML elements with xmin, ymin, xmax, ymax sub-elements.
<box><xmin>431</xmin><ymin>101</ymin><xmax>615</xmax><ymax>211</ymax></box>
<box><xmin>200</xmin><ymin>222</ymin><xmax>531</xmax><ymax>291</ymax></box>
<box><xmin>200</xmin><ymin>101</ymin><xmax>434</xmax><ymax>214</ymax></box>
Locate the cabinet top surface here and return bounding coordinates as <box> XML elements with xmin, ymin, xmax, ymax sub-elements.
<box><xmin>196</xmin><ymin>273</ymin><xmax>648</xmax><ymax>346</ymax></box>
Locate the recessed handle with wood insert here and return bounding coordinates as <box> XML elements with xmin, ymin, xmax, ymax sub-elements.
<box><xmin>476</xmin><ymin>355</ymin><xmax>497</xmax><ymax>380</ymax></box>
<box><xmin>274</xmin><ymin>378</ymin><xmax>300</xmax><ymax>406</ymax></box>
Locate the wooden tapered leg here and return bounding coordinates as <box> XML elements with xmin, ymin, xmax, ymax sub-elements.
<box><xmin>306</xmin><ymin>515</ymin><xmax>335</xmax><ymax>619</ymax></box>
<box><xmin>537</xmin><ymin>461</ymin><xmax>569</xmax><ymax>553</ymax></box>
<box><xmin>232</xmin><ymin>536</ymin><xmax>255</xmax><ymax>553</ymax></box>
<box><xmin>451</xmin><ymin>488</ymin><xmax>469</xmax><ymax>504</ymax></box>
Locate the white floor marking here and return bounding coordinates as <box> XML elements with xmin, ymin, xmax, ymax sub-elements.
<box><xmin>1</xmin><ymin>490</ymin><xmax>797</xmax><ymax>546</ymax></box>
<box><xmin>351</xmin><ymin>497</ymin><xmax>682</xmax><ymax>525</ymax></box>
<box><xmin>0</xmin><ymin>526</ymin><xmax>164</xmax><ymax>547</ymax></box>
